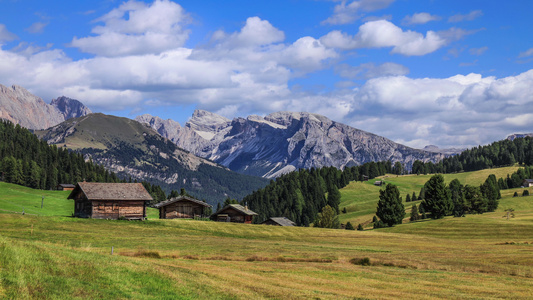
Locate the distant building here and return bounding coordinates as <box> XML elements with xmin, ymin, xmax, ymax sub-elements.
<box><xmin>154</xmin><ymin>196</ymin><xmax>211</xmax><ymax>219</ymax></box>
<box><xmin>374</xmin><ymin>181</ymin><xmax>384</xmax><ymax>186</ymax></box>
<box><xmin>261</xmin><ymin>217</ymin><xmax>296</xmax><ymax>226</ymax></box>
<box><xmin>523</xmin><ymin>179</ymin><xmax>533</xmax><ymax>187</ymax></box>
<box><xmin>211</xmin><ymin>204</ymin><xmax>258</xmax><ymax>224</ymax></box>
<box><xmin>57</xmin><ymin>184</ymin><xmax>76</xmax><ymax>191</ymax></box>
<box><xmin>68</xmin><ymin>182</ymin><xmax>152</xmax><ymax>220</ymax></box>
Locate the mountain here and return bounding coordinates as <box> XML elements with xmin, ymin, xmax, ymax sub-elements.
<box><xmin>423</xmin><ymin>145</ymin><xmax>465</xmax><ymax>155</ymax></box>
<box><xmin>507</xmin><ymin>133</ymin><xmax>533</xmax><ymax>141</ymax></box>
<box><xmin>35</xmin><ymin>113</ymin><xmax>268</xmax><ymax>204</ymax></box>
<box><xmin>137</xmin><ymin>110</ymin><xmax>445</xmax><ymax>178</ymax></box>
<box><xmin>0</xmin><ymin>84</ymin><xmax>91</xmax><ymax>129</ymax></box>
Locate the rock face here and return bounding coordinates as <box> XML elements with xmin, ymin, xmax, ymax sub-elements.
<box><xmin>137</xmin><ymin>110</ymin><xmax>445</xmax><ymax>178</ymax></box>
<box><xmin>423</xmin><ymin>145</ymin><xmax>465</xmax><ymax>155</ymax></box>
<box><xmin>0</xmin><ymin>84</ymin><xmax>91</xmax><ymax>129</ymax></box>
<box><xmin>507</xmin><ymin>133</ymin><xmax>533</xmax><ymax>141</ymax></box>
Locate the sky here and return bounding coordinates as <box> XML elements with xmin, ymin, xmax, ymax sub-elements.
<box><xmin>1</xmin><ymin>0</ymin><xmax>533</xmax><ymax>149</ymax></box>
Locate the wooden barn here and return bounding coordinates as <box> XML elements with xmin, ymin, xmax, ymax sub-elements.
<box><xmin>211</xmin><ymin>204</ymin><xmax>258</xmax><ymax>224</ymax></box>
<box><xmin>68</xmin><ymin>182</ymin><xmax>152</xmax><ymax>220</ymax></box>
<box><xmin>261</xmin><ymin>217</ymin><xmax>296</xmax><ymax>226</ymax></box>
<box><xmin>57</xmin><ymin>184</ymin><xmax>76</xmax><ymax>191</ymax></box>
<box><xmin>154</xmin><ymin>196</ymin><xmax>211</xmax><ymax>219</ymax></box>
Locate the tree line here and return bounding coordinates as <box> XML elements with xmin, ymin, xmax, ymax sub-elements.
<box><xmin>243</xmin><ymin>161</ymin><xmax>393</xmax><ymax>226</ymax></box>
<box><xmin>412</xmin><ymin>137</ymin><xmax>533</xmax><ymax>175</ymax></box>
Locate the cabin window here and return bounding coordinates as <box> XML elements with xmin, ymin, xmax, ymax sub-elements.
<box><xmin>113</xmin><ymin>203</ymin><xmax>118</xmax><ymax>210</ymax></box>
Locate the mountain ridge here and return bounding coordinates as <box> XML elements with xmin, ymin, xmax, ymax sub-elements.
<box><xmin>136</xmin><ymin>110</ymin><xmax>445</xmax><ymax>178</ymax></box>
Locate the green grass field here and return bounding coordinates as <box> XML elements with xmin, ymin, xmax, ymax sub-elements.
<box><xmin>1</xmin><ymin>166</ymin><xmax>533</xmax><ymax>299</ymax></box>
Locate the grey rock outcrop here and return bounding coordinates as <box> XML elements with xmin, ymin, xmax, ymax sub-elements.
<box><xmin>137</xmin><ymin>110</ymin><xmax>445</xmax><ymax>178</ymax></box>
<box><xmin>0</xmin><ymin>84</ymin><xmax>91</xmax><ymax>129</ymax></box>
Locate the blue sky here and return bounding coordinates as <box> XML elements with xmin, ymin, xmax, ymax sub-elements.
<box><xmin>1</xmin><ymin>0</ymin><xmax>533</xmax><ymax>148</ymax></box>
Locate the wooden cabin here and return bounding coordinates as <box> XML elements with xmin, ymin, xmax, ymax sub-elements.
<box><xmin>57</xmin><ymin>184</ymin><xmax>76</xmax><ymax>191</ymax></box>
<box><xmin>211</xmin><ymin>204</ymin><xmax>258</xmax><ymax>224</ymax></box>
<box><xmin>68</xmin><ymin>182</ymin><xmax>152</xmax><ymax>220</ymax></box>
<box><xmin>522</xmin><ymin>179</ymin><xmax>533</xmax><ymax>187</ymax></box>
<box><xmin>261</xmin><ymin>217</ymin><xmax>296</xmax><ymax>226</ymax></box>
<box><xmin>154</xmin><ymin>196</ymin><xmax>211</xmax><ymax>219</ymax></box>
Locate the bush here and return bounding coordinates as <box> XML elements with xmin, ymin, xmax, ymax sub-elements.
<box><xmin>345</xmin><ymin>222</ymin><xmax>355</xmax><ymax>230</ymax></box>
<box><xmin>373</xmin><ymin>220</ymin><xmax>386</xmax><ymax>229</ymax></box>
<box><xmin>372</xmin><ymin>216</ymin><xmax>378</xmax><ymax>223</ymax></box>
<box><xmin>350</xmin><ymin>257</ymin><xmax>371</xmax><ymax>266</ymax></box>
<box><xmin>522</xmin><ymin>190</ymin><xmax>530</xmax><ymax>197</ymax></box>
<box><xmin>357</xmin><ymin>224</ymin><xmax>364</xmax><ymax>231</ymax></box>
<box><xmin>513</xmin><ymin>191</ymin><xmax>519</xmax><ymax>197</ymax></box>
<box><xmin>342</xmin><ymin>207</ymin><xmax>347</xmax><ymax>214</ymax></box>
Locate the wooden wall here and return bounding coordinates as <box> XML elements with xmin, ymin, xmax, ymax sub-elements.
<box><xmin>161</xmin><ymin>201</ymin><xmax>205</xmax><ymax>219</ymax></box>
<box><xmin>91</xmin><ymin>201</ymin><xmax>145</xmax><ymax>220</ymax></box>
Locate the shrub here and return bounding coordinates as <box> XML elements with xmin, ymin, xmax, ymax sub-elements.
<box><xmin>373</xmin><ymin>220</ymin><xmax>386</xmax><ymax>229</ymax></box>
<box><xmin>513</xmin><ymin>191</ymin><xmax>519</xmax><ymax>197</ymax></box>
<box><xmin>522</xmin><ymin>190</ymin><xmax>530</xmax><ymax>197</ymax></box>
<box><xmin>350</xmin><ymin>257</ymin><xmax>371</xmax><ymax>266</ymax></box>
<box><xmin>357</xmin><ymin>224</ymin><xmax>364</xmax><ymax>231</ymax></box>
<box><xmin>345</xmin><ymin>222</ymin><xmax>355</xmax><ymax>230</ymax></box>
<box><xmin>372</xmin><ymin>216</ymin><xmax>378</xmax><ymax>223</ymax></box>
<box><xmin>342</xmin><ymin>207</ymin><xmax>347</xmax><ymax>214</ymax></box>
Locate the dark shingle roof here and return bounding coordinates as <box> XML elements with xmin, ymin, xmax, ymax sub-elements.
<box><xmin>262</xmin><ymin>217</ymin><xmax>296</xmax><ymax>226</ymax></box>
<box><xmin>58</xmin><ymin>184</ymin><xmax>76</xmax><ymax>188</ymax></box>
<box><xmin>214</xmin><ymin>204</ymin><xmax>258</xmax><ymax>216</ymax></box>
<box><xmin>68</xmin><ymin>182</ymin><xmax>153</xmax><ymax>201</ymax></box>
<box><xmin>153</xmin><ymin>196</ymin><xmax>211</xmax><ymax>208</ymax></box>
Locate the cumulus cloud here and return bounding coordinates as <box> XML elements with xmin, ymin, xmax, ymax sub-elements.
<box><xmin>69</xmin><ymin>0</ymin><xmax>190</xmax><ymax>57</ymax></box>
<box><xmin>402</xmin><ymin>12</ymin><xmax>441</xmax><ymax>25</ymax></box>
<box><xmin>448</xmin><ymin>10</ymin><xmax>483</xmax><ymax>23</ymax></box>
<box><xmin>322</xmin><ymin>0</ymin><xmax>395</xmax><ymax>25</ymax></box>
<box><xmin>321</xmin><ymin>20</ymin><xmax>476</xmax><ymax>56</ymax></box>
<box><xmin>519</xmin><ymin>48</ymin><xmax>533</xmax><ymax>58</ymax></box>
<box><xmin>0</xmin><ymin>24</ymin><xmax>18</xmax><ymax>42</ymax></box>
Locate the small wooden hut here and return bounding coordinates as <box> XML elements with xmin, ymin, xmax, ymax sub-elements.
<box><xmin>68</xmin><ymin>182</ymin><xmax>152</xmax><ymax>220</ymax></box>
<box><xmin>154</xmin><ymin>196</ymin><xmax>212</xmax><ymax>219</ymax></box>
<box><xmin>261</xmin><ymin>217</ymin><xmax>296</xmax><ymax>226</ymax></box>
<box><xmin>57</xmin><ymin>184</ymin><xmax>76</xmax><ymax>191</ymax></box>
<box><xmin>211</xmin><ymin>204</ymin><xmax>258</xmax><ymax>224</ymax></box>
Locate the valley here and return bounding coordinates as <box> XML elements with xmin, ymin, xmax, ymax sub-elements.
<box><xmin>1</xmin><ymin>167</ymin><xmax>532</xmax><ymax>299</ymax></box>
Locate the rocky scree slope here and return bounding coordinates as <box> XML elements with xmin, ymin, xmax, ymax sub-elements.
<box><xmin>137</xmin><ymin>110</ymin><xmax>445</xmax><ymax>178</ymax></box>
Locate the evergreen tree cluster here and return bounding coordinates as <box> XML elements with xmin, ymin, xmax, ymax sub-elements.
<box><xmin>244</xmin><ymin>162</ymin><xmax>391</xmax><ymax>226</ymax></box>
<box><xmin>412</xmin><ymin>137</ymin><xmax>533</xmax><ymax>174</ymax></box>
<box><xmin>419</xmin><ymin>174</ymin><xmax>500</xmax><ymax>219</ymax></box>
<box><xmin>0</xmin><ymin>120</ymin><xmax>122</xmax><ymax>190</ymax></box>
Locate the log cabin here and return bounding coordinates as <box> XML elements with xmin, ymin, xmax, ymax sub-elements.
<box><xmin>211</xmin><ymin>204</ymin><xmax>258</xmax><ymax>224</ymax></box>
<box><xmin>57</xmin><ymin>184</ymin><xmax>76</xmax><ymax>191</ymax></box>
<box><xmin>153</xmin><ymin>195</ymin><xmax>212</xmax><ymax>219</ymax></box>
<box><xmin>261</xmin><ymin>217</ymin><xmax>296</xmax><ymax>226</ymax></box>
<box><xmin>68</xmin><ymin>182</ymin><xmax>152</xmax><ymax>220</ymax></box>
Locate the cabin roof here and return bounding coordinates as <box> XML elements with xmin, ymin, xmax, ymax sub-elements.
<box><xmin>524</xmin><ymin>179</ymin><xmax>533</xmax><ymax>183</ymax></box>
<box><xmin>67</xmin><ymin>182</ymin><xmax>153</xmax><ymax>201</ymax></box>
<box><xmin>58</xmin><ymin>184</ymin><xmax>76</xmax><ymax>188</ymax></box>
<box><xmin>213</xmin><ymin>204</ymin><xmax>258</xmax><ymax>216</ymax></box>
<box><xmin>262</xmin><ymin>217</ymin><xmax>296</xmax><ymax>226</ymax></box>
<box><xmin>153</xmin><ymin>195</ymin><xmax>212</xmax><ymax>208</ymax></box>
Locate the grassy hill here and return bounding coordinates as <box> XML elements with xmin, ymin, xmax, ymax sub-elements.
<box><xmin>1</xmin><ymin>166</ymin><xmax>533</xmax><ymax>299</ymax></box>
<box><xmin>339</xmin><ymin>166</ymin><xmax>521</xmax><ymax>226</ymax></box>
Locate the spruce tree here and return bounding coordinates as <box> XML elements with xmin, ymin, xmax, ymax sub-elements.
<box><xmin>376</xmin><ymin>184</ymin><xmax>405</xmax><ymax>227</ymax></box>
<box><xmin>412</xmin><ymin>192</ymin><xmax>417</xmax><ymax>202</ymax></box>
<box><xmin>345</xmin><ymin>221</ymin><xmax>355</xmax><ymax>230</ymax></box>
<box><xmin>448</xmin><ymin>178</ymin><xmax>465</xmax><ymax>217</ymax></box>
<box><xmin>464</xmin><ymin>185</ymin><xmax>487</xmax><ymax>214</ymax></box>
<box><xmin>409</xmin><ymin>204</ymin><xmax>420</xmax><ymax>222</ymax></box>
<box><xmin>406</xmin><ymin>193</ymin><xmax>411</xmax><ymax>202</ymax></box>
<box><xmin>424</xmin><ymin>174</ymin><xmax>453</xmax><ymax>219</ymax></box>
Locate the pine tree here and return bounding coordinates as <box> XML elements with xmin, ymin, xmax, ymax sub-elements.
<box><xmin>464</xmin><ymin>185</ymin><xmax>488</xmax><ymax>214</ymax></box>
<box><xmin>406</xmin><ymin>193</ymin><xmax>411</xmax><ymax>202</ymax></box>
<box><xmin>345</xmin><ymin>221</ymin><xmax>355</xmax><ymax>230</ymax></box>
<box><xmin>409</xmin><ymin>204</ymin><xmax>420</xmax><ymax>222</ymax></box>
<box><xmin>424</xmin><ymin>175</ymin><xmax>453</xmax><ymax>219</ymax></box>
<box><xmin>376</xmin><ymin>184</ymin><xmax>405</xmax><ymax>227</ymax></box>
<box><xmin>412</xmin><ymin>192</ymin><xmax>417</xmax><ymax>202</ymax></box>
<box><xmin>481</xmin><ymin>174</ymin><xmax>500</xmax><ymax>212</ymax></box>
<box><xmin>314</xmin><ymin>205</ymin><xmax>340</xmax><ymax>229</ymax></box>
<box><xmin>448</xmin><ymin>178</ymin><xmax>465</xmax><ymax>217</ymax></box>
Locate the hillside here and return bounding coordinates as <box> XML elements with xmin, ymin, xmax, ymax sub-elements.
<box><xmin>339</xmin><ymin>166</ymin><xmax>521</xmax><ymax>226</ymax></box>
<box><xmin>35</xmin><ymin>113</ymin><xmax>268</xmax><ymax>205</ymax></box>
<box><xmin>137</xmin><ymin>110</ymin><xmax>444</xmax><ymax>178</ymax></box>
<box><xmin>0</xmin><ymin>178</ymin><xmax>532</xmax><ymax>298</ymax></box>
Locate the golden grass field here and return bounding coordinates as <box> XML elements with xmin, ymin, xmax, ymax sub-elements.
<box><xmin>1</xmin><ymin>166</ymin><xmax>533</xmax><ymax>299</ymax></box>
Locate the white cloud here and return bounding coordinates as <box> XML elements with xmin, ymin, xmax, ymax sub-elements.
<box><xmin>321</xmin><ymin>20</ymin><xmax>447</xmax><ymax>56</ymax></box>
<box><xmin>25</xmin><ymin>22</ymin><xmax>48</xmax><ymax>34</ymax></box>
<box><xmin>469</xmin><ymin>46</ymin><xmax>488</xmax><ymax>56</ymax></box>
<box><xmin>0</xmin><ymin>24</ymin><xmax>17</xmax><ymax>42</ymax></box>
<box><xmin>322</xmin><ymin>0</ymin><xmax>395</xmax><ymax>25</ymax></box>
<box><xmin>335</xmin><ymin>62</ymin><xmax>409</xmax><ymax>79</ymax></box>
<box><xmin>402</xmin><ymin>12</ymin><xmax>441</xmax><ymax>25</ymax></box>
<box><xmin>519</xmin><ymin>48</ymin><xmax>533</xmax><ymax>58</ymax></box>
<box><xmin>69</xmin><ymin>0</ymin><xmax>190</xmax><ymax>57</ymax></box>
<box><xmin>448</xmin><ymin>10</ymin><xmax>483</xmax><ymax>23</ymax></box>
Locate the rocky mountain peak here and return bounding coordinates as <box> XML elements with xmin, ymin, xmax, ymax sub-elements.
<box><xmin>186</xmin><ymin>110</ymin><xmax>231</xmax><ymax>140</ymax></box>
<box><xmin>50</xmin><ymin>96</ymin><xmax>92</xmax><ymax>120</ymax></box>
